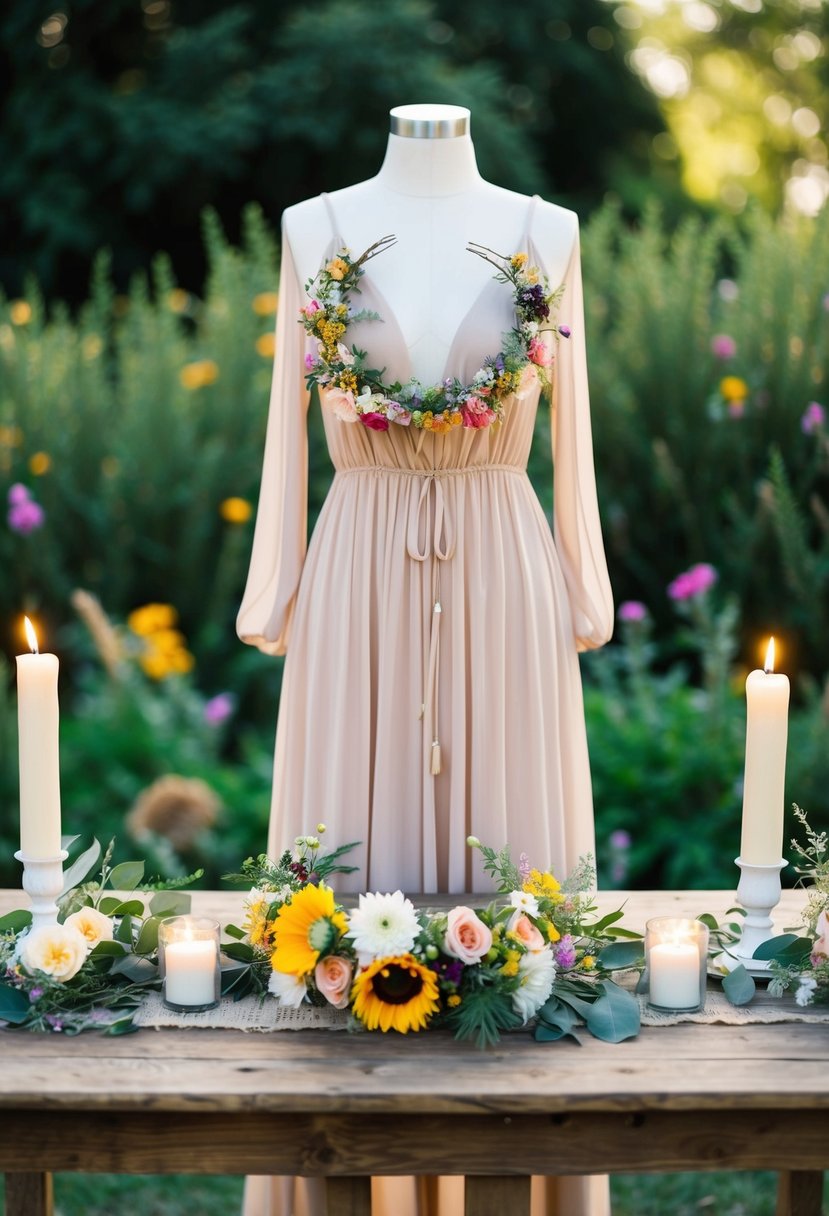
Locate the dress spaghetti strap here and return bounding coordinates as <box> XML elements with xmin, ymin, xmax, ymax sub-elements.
<box><xmin>320</xmin><ymin>191</ymin><xmax>344</xmax><ymax>245</ymax></box>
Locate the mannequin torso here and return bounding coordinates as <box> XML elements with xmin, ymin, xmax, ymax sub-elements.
<box><xmin>284</xmin><ymin>105</ymin><xmax>577</xmax><ymax>386</ymax></box>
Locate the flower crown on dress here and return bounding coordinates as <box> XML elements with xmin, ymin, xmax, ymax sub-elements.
<box><xmin>299</xmin><ymin>237</ymin><xmax>569</xmax><ymax>434</ymax></box>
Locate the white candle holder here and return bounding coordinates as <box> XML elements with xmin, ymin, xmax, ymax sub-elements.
<box><xmin>644</xmin><ymin>916</ymin><xmax>709</xmax><ymax>1012</ymax></box>
<box><xmin>15</xmin><ymin>850</ymin><xmax>68</xmax><ymax>928</ymax></box>
<box><xmin>158</xmin><ymin>916</ymin><xmax>221</xmax><ymax>1012</ymax></box>
<box><xmin>716</xmin><ymin>857</ymin><xmax>786</xmax><ymax>977</ymax></box>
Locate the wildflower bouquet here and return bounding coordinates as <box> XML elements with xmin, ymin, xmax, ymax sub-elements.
<box><xmin>0</xmin><ymin>838</ymin><xmax>201</xmax><ymax>1033</ymax></box>
<box><xmin>225</xmin><ymin>832</ymin><xmax>643</xmax><ymax>1047</ymax></box>
<box><xmin>300</xmin><ymin>237</ymin><xmax>568</xmax><ymax>433</ymax></box>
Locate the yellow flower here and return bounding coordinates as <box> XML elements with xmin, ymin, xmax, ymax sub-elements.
<box><xmin>252</xmin><ymin>292</ymin><xmax>279</xmax><ymax>316</ymax></box>
<box><xmin>245</xmin><ymin>898</ymin><xmax>274</xmax><ymax>949</ymax></box>
<box><xmin>82</xmin><ymin>334</ymin><xmax>103</xmax><ymax>361</ymax></box>
<box><xmin>500</xmin><ymin>949</ymin><xmax>522</xmax><ymax>978</ymax></box>
<box><xmin>10</xmin><ymin>300</ymin><xmax>32</xmax><ymax>326</ymax></box>
<box><xmin>351</xmin><ymin>954</ymin><xmax>440</xmax><ymax>1033</ymax></box>
<box><xmin>0</xmin><ymin>425</ymin><xmax>23</xmax><ymax>448</ymax></box>
<box><xmin>543</xmin><ymin>920</ymin><xmax>561</xmax><ymax>943</ymax></box>
<box><xmin>64</xmin><ymin>907</ymin><xmax>114</xmax><ymax>947</ymax></box>
<box><xmin>255</xmin><ymin>332</ymin><xmax>275</xmax><ymax>359</ymax></box>
<box><xmin>220</xmin><ymin>496</ymin><xmax>252</xmax><ymax>524</ymax></box>
<box><xmin>582</xmin><ymin>955</ymin><xmax>596</xmax><ymax>970</ymax></box>
<box><xmin>447</xmin><ymin>994</ymin><xmax>462</xmax><ymax>1008</ymax></box>
<box><xmin>523</xmin><ymin>868</ymin><xmax>562</xmax><ymax>900</ymax></box>
<box><xmin>272</xmin><ymin>884</ymin><xmax>348</xmax><ymax>977</ymax></box>
<box><xmin>326</xmin><ymin>257</ymin><xmax>349</xmax><ymax>281</ymax></box>
<box><xmin>511</xmin><ymin>253</ymin><xmax>528</xmax><ymax>269</ymax></box>
<box><xmin>179</xmin><ymin>359</ymin><xmax>219</xmax><ymax>390</ymax></box>
<box><xmin>127</xmin><ymin>603</ymin><xmax>178</xmax><ymax>636</ymax></box>
<box><xmin>139</xmin><ymin>650</ymin><xmax>175</xmax><ymax>680</ymax></box>
<box><xmin>167</xmin><ymin>288</ymin><xmax>190</xmax><ymax>314</ymax></box>
<box><xmin>720</xmin><ymin>376</ymin><xmax>748</xmax><ymax>402</ymax></box>
<box><xmin>29</xmin><ymin>451</ymin><xmax>51</xmax><ymax>476</ymax></box>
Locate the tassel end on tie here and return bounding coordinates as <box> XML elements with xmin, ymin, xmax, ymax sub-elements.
<box><xmin>430</xmin><ymin>740</ymin><xmax>442</xmax><ymax>776</ymax></box>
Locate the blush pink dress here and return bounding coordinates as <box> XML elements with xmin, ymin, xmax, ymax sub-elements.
<box><xmin>238</xmin><ymin>193</ymin><xmax>613</xmax><ymax>1216</ymax></box>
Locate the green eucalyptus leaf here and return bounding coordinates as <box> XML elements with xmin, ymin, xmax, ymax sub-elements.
<box><xmin>105</xmin><ymin>1016</ymin><xmax>139</xmax><ymax>1036</ymax></box>
<box><xmin>115</xmin><ymin>914</ymin><xmax>134</xmax><ymax>944</ymax></box>
<box><xmin>89</xmin><ymin>940</ymin><xmax>128</xmax><ymax>958</ymax></box>
<box><xmin>597</xmin><ymin>940</ymin><xmax>645</xmax><ymax>970</ymax></box>
<box><xmin>108</xmin><ymin>861</ymin><xmax>145</xmax><ymax>891</ymax></box>
<box><xmin>111</xmin><ymin>955</ymin><xmax>157</xmax><ymax>984</ymax></box>
<box><xmin>752</xmin><ymin>934</ymin><xmax>812</xmax><ymax>963</ymax></box>
<box><xmin>534</xmin><ymin>1022</ymin><xmax>581</xmax><ymax>1044</ymax></box>
<box><xmin>222</xmin><ymin>941</ymin><xmax>255</xmax><ymax>963</ymax></box>
<box><xmin>722</xmin><ymin>964</ymin><xmax>755</xmax><ymax>1006</ymax></box>
<box><xmin>98</xmin><ymin>897</ymin><xmax>122</xmax><ymax>915</ymax></box>
<box><xmin>60</xmin><ymin>838</ymin><xmax>101</xmax><ymax>895</ymax></box>
<box><xmin>149</xmin><ymin>891</ymin><xmax>191</xmax><ymax>918</ymax></box>
<box><xmin>109</xmin><ymin>899</ymin><xmax>145</xmax><ymax>918</ymax></box>
<box><xmin>584</xmin><ymin>981</ymin><xmax>640</xmax><ymax>1043</ymax></box>
<box><xmin>0</xmin><ymin>984</ymin><xmax>32</xmax><ymax>1023</ymax></box>
<box><xmin>0</xmin><ymin>909</ymin><xmax>32</xmax><ymax>934</ymax></box>
<box><xmin>221</xmin><ymin>963</ymin><xmax>252</xmax><ymax>995</ymax></box>
<box><xmin>134</xmin><ymin>917</ymin><xmax>160</xmax><ymax>956</ymax></box>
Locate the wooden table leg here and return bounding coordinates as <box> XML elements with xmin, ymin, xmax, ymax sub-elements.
<box><xmin>776</xmin><ymin>1170</ymin><xmax>824</xmax><ymax>1216</ymax></box>
<box><xmin>326</xmin><ymin>1175</ymin><xmax>372</xmax><ymax>1216</ymax></box>
<box><xmin>5</xmin><ymin>1172</ymin><xmax>54</xmax><ymax>1216</ymax></box>
<box><xmin>465</xmin><ymin>1175</ymin><xmax>531</xmax><ymax>1216</ymax></box>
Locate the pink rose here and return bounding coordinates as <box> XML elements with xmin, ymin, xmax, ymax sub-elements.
<box><xmin>314</xmin><ymin>955</ymin><xmax>354</xmax><ymax>1009</ymax></box>
<box><xmin>301</xmin><ymin>299</ymin><xmax>321</xmax><ymax>318</ymax></box>
<box><xmin>361</xmin><ymin>412</ymin><xmax>390</xmax><ymax>431</ymax></box>
<box><xmin>508</xmin><ymin>911</ymin><xmax>546</xmax><ymax>952</ymax></box>
<box><xmin>812</xmin><ymin>910</ymin><xmax>829</xmax><ymax>960</ymax></box>
<box><xmin>325</xmin><ymin>387</ymin><xmax>359</xmax><ymax>423</ymax></box>
<box><xmin>461</xmin><ymin>395</ymin><xmax>497</xmax><ymax>429</ymax></box>
<box><xmin>444</xmin><ymin>906</ymin><xmax>492</xmax><ymax>964</ymax></box>
<box><xmin>527</xmin><ymin>335</ymin><xmax>552</xmax><ymax>367</ymax></box>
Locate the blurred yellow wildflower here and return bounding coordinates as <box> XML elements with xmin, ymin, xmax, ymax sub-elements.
<box><xmin>0</xmin><ymin>426</ymin><xmax>23</xmax><ymax>448</ymax></box>
<box><xmin>255</xmin><ymin>332</ymin><xmax>276</xmax><ymax>359</ymax></box>
<box><xmin>127</xmin><ymin>603</ymin><xmax>178</xmax><ymax>637</ymax></box>
<box><xmin>101</xmin><ymin>456</ymin><xmax>120</xmax><ymax>478</ymax></box>
<box><xmin>29</xmin><ymin>452</ymin><xmax>51</xmax><ymax>476</ymax></box>
<box><xmin>167</xmin><ymin>289</ymin><xmax>190</xmax><ymax>314</ymax></box>
<box><xmin>252</xmin><ymin>292</ymin><xmax>279</xmax><ymax>315</ymax></box>
<box><xmin>10</xmin><ymin>301</ymin><xmax>32</xmax><ymax>326</ymax></box>
<box><xmin>180</xmin><ymin>359</ymin><xmax>219</xmax><ymax>390</ymax></box>
<box><xmin>220</xmin><ymin>497</ymin><xmax>253</xmax><ymax>524</ymax></box>
<box><xmin>82</xmin><ymin>334</ymin><xmax>103</xmax><ymax>361</ymax></box>
<box><xmin>720</xmin><ymin>376</ymin><xmax>748</xmax><ymax>402</ymax></box>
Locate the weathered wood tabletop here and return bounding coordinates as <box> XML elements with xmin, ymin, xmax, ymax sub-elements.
<box><xmin>1</xmin><ymin>888</ymin><xmax>826</xmax><ymax>1216</ymax></box>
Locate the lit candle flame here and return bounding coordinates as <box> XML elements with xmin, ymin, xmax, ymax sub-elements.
<box><xmin>23</xmin><ymin>616</ymin><xmax>39</xmax><ymax>655</ymax></box>
<box><xmin>764</xmin><ymin>636</ymin><xmax>775</xmax><ymax>674</ymax></box>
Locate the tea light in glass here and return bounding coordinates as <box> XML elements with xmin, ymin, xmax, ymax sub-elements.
<box><xmin>158</xmin><ymin>916</ymin><xmax>221</xmax><ymax>1012</ymax></box>
<box><xmin>645</xmin><ymin>917</ymin><xmax>708</xmax><ymax>1013</ymax></box>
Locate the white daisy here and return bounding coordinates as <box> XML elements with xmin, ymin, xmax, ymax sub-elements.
<box><xmin>795</xmin><ymin>976</ymin><xmax>818</xmax><ymax>1007</ymax></box>
<box><xmin>268</xmin><ymin>969</ymin><xmax>308</xmax><ymax>1008</ymax></box>
<box><xmin>345</xmin><ymin>890</ymin><xmax>420</xmax><ymax>964</ymax></box>
<box><xmin>512</xmin><ymin>947</ymin><xmax>557</xmax><ymax>1023</ymax></box>
<box><xmin>509</xmin><ymin>890</ymin><xmax>540</xmax><ymax>917</ymax></box>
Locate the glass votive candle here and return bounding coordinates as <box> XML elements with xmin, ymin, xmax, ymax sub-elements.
<box><xmin>645</xmin><ymin>916</ymin><xmax>709</xmax><ymax>1013</ymax></box>
<box><xmin>158</xmin><ymin>916</ymin><xmax>221</xmax><ymax>1012</ymax></box>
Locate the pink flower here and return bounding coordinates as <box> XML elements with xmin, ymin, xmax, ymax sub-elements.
<box><xmin>385</xmin><ymin>401</ymin><xmax>412</xmax><ymax>426</ymax></box>
<box><xmin>728</xmin><ymin>399</ymin><xmax>746</xmax><ymax>419</ymax></box>
<box><xmin>801</xmin><ymin>401</ymin><xmax>825</xmax><ymax>434</ymax></box>
<box><xmin>301</xmin><ymin>299</ymin><xmax>321</xmax><ymax>318</ymax></box>
<box><xmin>508</xmin><ymin>911</ymin><xmax>546</xmax><ymax>952</ymax></box>
<box><xmin>314</xmin><ymin>955</ymin><xmax>354</xmax><ymax>1009</ymax></box>
<box><xmin>304</xmin><ymin>352</ymin><xmax>317</xmax><ymax>372</ymax></box>
<box><xmin>325</xmin><ymin>387</ymin><xmax>359</xmax><ymax>423</ymax></box>
<box><xmin>515</xmin><ymin>364</ymin><xmax>539</xmax><ymax>399</ymax></box>
<box><xmin>360</xmin><ymin>412</ymin><xmax>390</xmax><ymax>432</ymax></box>
<box><xmin>667</xmin><ymin>562</ymin><xmax>718</xmax><ymax>602</ymax></box>
<box><xmin>711</xmin><ymin>334</ymin><xmax>737</xmax><ymax>360</ymax></box>
<box><xmin>443</xmin><ymin>906</ymin><xmax>493</xmax><ymax>965</ymax></box>
<box><xmin>8</xmin><ymin>483</ymin><xmax>30</xmax><ymax>506</ymax></box>
<box><xmin>8</xmin><ymin>499</ymin><xmax>45</xmax><ymax>534</ymax></box>
<box><xmin>461</xmin><ymin>395</ymin><xmax>497</xmax><ymax>429</ymax></box>
<box><xmin>617</xmin><ymin>600</ymin><xmax>647</xmax><ymax>623</ymax></box>
<box><xmin>557</xmin><ymin>325</ymin><xmax>571</xmax><ymax>339</ymax></box>
<box><xmin>204</xmin><ymin>693</ymin><xmax>235</xmax><ymax>726</ymax></box>
<box><xmin>527</xmin><ymin>335</ymin><xmax>552</xmax><ymax>367</ymax></box>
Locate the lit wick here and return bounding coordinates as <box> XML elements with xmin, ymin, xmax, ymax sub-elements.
<box><xmin>24</xmin><ymin>616</ymin><xmax>39</xmax><ymax>656</ymax></box>
<box><xmin>763</xmin><ymin>636</ymin><xmax>775</xmax><ymax>676</ymax></box>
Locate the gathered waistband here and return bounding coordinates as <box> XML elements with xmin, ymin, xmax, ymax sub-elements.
<box><xmin>335</xmin><ymin>463</ymin><xmax>524</xmax><ymax>479</ymax></box>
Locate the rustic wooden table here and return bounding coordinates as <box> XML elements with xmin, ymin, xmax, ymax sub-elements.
<box><xmin>1</xmin><ymin>888</ymin><xmax>826</xmax><ymax>1216</ymax></box>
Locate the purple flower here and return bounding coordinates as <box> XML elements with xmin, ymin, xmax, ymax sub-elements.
<box><xmin>8</xmin><ymin>483</ymin><xmax>31</xmax><ymax>506</ymax></box>
<box><xmin>432</xmin><ymin>958</ymin><xmax>464</xmax><ymax>986</ymax></box>
<box><xmin>44</xmin><ymin>1014</ymin><xmax>64</xmax><ymax>1032</ymax></box>
<box><xmin>518</xmin><ymin>851</ymin><xmax>531</xmax><ymax>883</ymax></box>
<box><xmin>28</xmin><ymin>986</ymin><xmax>44</xmax><ymax>1003</ymax></box>
<box><xmin>553</xmin><ymin>935</ymin><xmax>577</xmax><ymax>970</ymax></box>
<box><xmin>667</xmin><ymin>562</ymin><xmax>718</xmax><ymax>602</ymax></box>
<box><xmin>557</xmin><ymin>325</ymin><xmax>571</xmax><ymax>339</ymax></box>
<box><xmin>617</xmin><ymin>600</ymin><xmax>647</xmax><ymax>623</ymax></box>
<box><xmin>609</xmin><ymin>829</ymin><xmax>632</xmax><ymax>850</ymax></box>
<box><xmin>204</xmin><ymin>692</ymin><xmax>236</xmax><ymax>726</ymax></box>
<box><xmin>517</xmin><ymin>284</ymin><xmax>550</xmax><ymax>322</ymax></box>
<box><xmin>8</xmin><ymin>498</ymin><xmax>45</xmax><ymax>534</ymax></box>
<box><xmin>304</xmin><ymin>353</ymin><xmax>316</xmax><ymax>371</ymax></box>
<box><xmin>801</xmin><ymin>401</ymin><xmax>825</xmax><ymax>434</ymax></box>
<box><xmin>711</xmin><ymin>334</ymin><xmax>736</xmax><ymax>360</ymax></box>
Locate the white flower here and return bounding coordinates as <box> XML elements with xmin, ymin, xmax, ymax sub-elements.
<box><xmin>336</xmin><ymin>342</ymin><xmax>355</xmax><ymax>367</ymax></box>
<box><xmin>795</xmin><ymin>976</ymin><xmax>818</xmax><ymax>1007</ymax></box>
<box><xmin>64</xmin><ymin>907</ymin><xmax>114</xmax><ymax>949</ymax></box>
<box><xmin>269</xmin><ymin>969</ymin><xmax>308</xmax><ymax>1008</ymax></box>
<box><xmin>512</xmin><ymin>947</ymin><xmax>557</xmax><ymax>1022</ymax></box>
<box><xmin>345</xmin><ymin>890</ymin><xmax>419</xmax><ymax>964</ymax></box>
<box><xmin>18</xmin><ymin>923</ymin><xmax>88</xmax><ymax>982</ymax></box>
<box><xmin>509</xmin><ymin>890</ymin><xmax>540</xmax><ymax>917</ymax></box>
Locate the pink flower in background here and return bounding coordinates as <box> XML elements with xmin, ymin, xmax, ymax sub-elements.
<box><xmin>8</xmin><ymin>483</ymin><xmax>30</xmax><ymax>505</ymax></box>
<box><xmin>801</xmin><ymin>401</ymin><xmax>825</xmax><ymax>434</ymax></box>
<box><xmin>728</xmin><ymin>399</ymin><xmax>746</xmax><ymax>419</ymax></box>
<box><xmin>204</xmin><ymin>693</ymin><xmax>235</xmax><ymax>726</ymax></box>
<box><xmin>617</xmin><ymin>600</ymin><xmax>647</xmax><ymax>623</ymax></box>
<box><xmin>7</xmin><ymin>484</ymin><xmax>45</xmax><ymax>534</ymax></box>
<box><xmin>304</xmin><ymin>353</ymin><xmax>316</xmax><ymax>371</ymax></box>
<box><xmin>711</xmin><ymin>334</ymin><xmax>737</xmax><ymax>360</ymax></box>
<box><xmin>667</xmin><ymin>562</ymin><xmax>718</xmax><ymax>602</ymax></box>
<box><xmin>527</xmin><ymin>335</ymin><xmax>552</xmax><ymax>367</ymax></box>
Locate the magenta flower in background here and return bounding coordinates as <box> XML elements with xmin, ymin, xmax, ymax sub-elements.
<box><xmin>711</xmin><ymin>334</ymin><xmax>737</xmax><ymax>360</ymax></box>
<box><xmin>204</xmin><ymin>692</ymin><xmax>236</xmax><ymax>726</ymax></box>
<box><xmin>667</xmin><ymin>562</ymin><xmax>718</xmax><ymax>602</ymax></box>
<box><xmin>8</xmin><ymin>482</ymin><xmax>30</xmax><ymax>506</ymax></box>
<box><xmin>609</xmin><ymin>829</ymin><xmax>632</xmax><ymax>850</ymax></box>
<box><xmin>8</xmin><ymin>484</ymin><xmax>45</xmax><ymax>534</ymax></box>
<box><xmin>801</xmin><ymin>401</ymin><xmax>825</xmax><ymax>434</ymax></box>
<box><xmin>617</xmin><ymin>600</ymin><xmax>647</xmax><ymax>623</ymax></box>
<box><xmin>608</xmin><ymin>829</ymin><xmax>632</xmax><ymax>885</ymax></box>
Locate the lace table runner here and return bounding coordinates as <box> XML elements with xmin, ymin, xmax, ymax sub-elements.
<box><xmin>134</xmin><ymin>985</ymin><xmax>829</xmax><ymax>1033</ymax></box>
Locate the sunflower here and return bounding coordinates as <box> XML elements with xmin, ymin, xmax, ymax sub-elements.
<box><xmin>351</xmin><ymin>954</ymin><xmax>440</xmax><ymax>1033</ymax></box>
<box><xmin>271</xmin><ymin>884</ymin><xmax>348</xmax><ymax>976</ymax></box>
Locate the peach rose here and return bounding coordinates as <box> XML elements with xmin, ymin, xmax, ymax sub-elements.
<box><xmin>325</xmin><ymin>387</ymin><xmax>359</xmax><ymax>423</ymax></box>
<box><xmin>314</xmin><ymin>955</ymin><xmax>354</xmax><ymax>1009</ymax></box>
<box><xmin>443</xmin><ymin>906</ymin><xmax>492</xmax><ymax>965</ymax></box>
<box><xmin>508</xmin><ymin>911</ymin><xmax>546</xmax><ymax>952</ymax></box>
<box><xmin>813</xmin><ymin>909</ymin><xmax>829</xmax><ymax>958</ymax></box>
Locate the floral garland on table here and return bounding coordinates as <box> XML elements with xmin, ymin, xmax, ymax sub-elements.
<box><xmin>0</xmin><ymin>838</ymin><xmax>201</xmax><ymax>1034</ymax></box>
<box><xmin>224</xmin><ymin>829</ymin><xmax>644</xmax><ymax>1048</ymax></box>
<box><xmin>299</xmin><ymin>237</ymin><xmax>570</xmax><ymax>434</ymax></box>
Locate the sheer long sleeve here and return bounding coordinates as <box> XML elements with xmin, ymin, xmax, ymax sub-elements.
<box><xmin>552</xmin><ymin>226</ymin><xmax>614</xmax><ymax>651</ymax></box>
<box><xmin>236</xmin><ymin>230</ymin><xmax>310</xmax><ymax>655</ymax></box>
